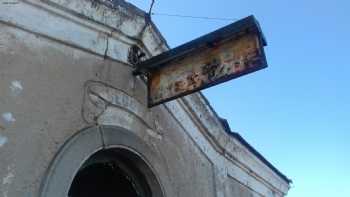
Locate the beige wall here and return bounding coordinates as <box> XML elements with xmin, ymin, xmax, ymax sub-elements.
<box><xmin>0</xmin><ymin>1</ymin><xmax>289</xmax><ymax>197</ymax></box>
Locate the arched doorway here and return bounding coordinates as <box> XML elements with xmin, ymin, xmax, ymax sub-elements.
<box><xmin>40</xmin><ymin>126</ymin><xmax>166</xmax><ymax>197</ymax></box>
<box><xmin>68</xmin><ymin>148</ymin><xmax>153</xmax><ymax>197</ymax></box>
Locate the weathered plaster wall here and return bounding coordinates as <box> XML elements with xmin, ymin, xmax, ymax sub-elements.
<box><xmin>0</xmin><ymin>23</ymin><xmax>108</xmax><ymax>196</ymax></box>
<box><xmin>0</xmin><ymin>0</ymin><xmax>289</xmax><ymax>197</ymax></box>
<box><xmin>0</xmin><ymin>23</ymin><xmax>216</xmax><ymax>197</ymax></box>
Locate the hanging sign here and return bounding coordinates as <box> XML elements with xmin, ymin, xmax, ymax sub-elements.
<box><xmin>134</xmin><ymin>15</ymin><xmax>268</xmax><ymax>107</ymax></box>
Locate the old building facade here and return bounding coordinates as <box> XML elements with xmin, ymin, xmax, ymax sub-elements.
<box><xmin>0</xmin><ymin>0</ymin><xmax>290</xmax><ymax>196</ymax></box>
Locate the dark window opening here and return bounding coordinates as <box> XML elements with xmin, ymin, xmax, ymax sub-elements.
<box><xmin>68</xmin><ymin>149</ymin><xmax>152</xmax><ymax>197</ymax></box>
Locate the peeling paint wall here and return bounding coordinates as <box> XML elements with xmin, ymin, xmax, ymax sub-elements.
<box><xmin>0</xmin><ymin>1</ymin><xmax>289</xmax><ymax>197</ymax></box>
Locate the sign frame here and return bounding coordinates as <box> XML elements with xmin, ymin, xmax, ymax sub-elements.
<box><xmin>134</xmin><ymin>15</ymin><xmax>268</xmax><ymax>107</ymax></box>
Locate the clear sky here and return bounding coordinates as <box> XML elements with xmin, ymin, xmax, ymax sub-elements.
<box><xmin>127</xmin><ymin>0</ymin><xmax>349</xmax><ymax>196</ymax></box>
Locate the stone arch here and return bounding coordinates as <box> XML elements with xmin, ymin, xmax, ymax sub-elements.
<box><xmin>39</xmin><ymin>126</ymin><xmax>166</xmax><ymax>197</ymax></box>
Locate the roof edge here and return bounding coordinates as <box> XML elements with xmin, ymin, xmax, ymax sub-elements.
<box><xmin>219</xmin><ymin>117</ymin><xmax>292</xmax><ymax>184</ymax></box>
<box><xmin>200</xmin><ymin>93</ymin><xmax>292</xmax><ymax>184</ymax></box>
<box><xmin>107</xmin><ymin>0</ymin><xmax>170</xmax><ymax>48</ymax></box>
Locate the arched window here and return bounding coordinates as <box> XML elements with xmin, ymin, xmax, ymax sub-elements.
<box><xmin>68</xmin><ymin>148</ymin><xmax>152</xmax><ymax>197</ymax></box>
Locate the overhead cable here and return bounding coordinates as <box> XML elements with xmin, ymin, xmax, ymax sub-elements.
<box><xmin>151</xmin><ymin>12</ymin><xmax>236</xmax><ymax>21</ymax></box>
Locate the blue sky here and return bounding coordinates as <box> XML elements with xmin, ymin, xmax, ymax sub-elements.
<box><xmin>127</xmin><ymin>0</ymin><xmax>349</xmax><ymax>196</ymax></box>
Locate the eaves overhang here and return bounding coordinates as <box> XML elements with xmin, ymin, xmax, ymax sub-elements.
<box><xmin>220</xmin><ymin>117</ymin><xmax>292</xmax><ymax>184</ymax></box>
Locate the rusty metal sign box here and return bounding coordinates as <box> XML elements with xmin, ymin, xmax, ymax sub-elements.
<box><xmin>135</xmin><ymin>15</ymin><xmax>268</xmax><ymax>107</ymax></box>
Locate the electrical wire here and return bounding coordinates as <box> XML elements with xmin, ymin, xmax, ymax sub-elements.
<box><xmin>151</xmin><ymin>12</ymin><xmax>237</xmax><ymax>21</ymax></box>
<box><xmin>148</xmin><ymin>0</ymin><xmax>155</xmax><ymax>16</ymax></box>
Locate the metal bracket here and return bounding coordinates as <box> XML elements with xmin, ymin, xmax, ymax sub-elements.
<box><xmin>128</xmin><ymin>45</ymin><xmax>146</xmax><ymax>68</ymax></box>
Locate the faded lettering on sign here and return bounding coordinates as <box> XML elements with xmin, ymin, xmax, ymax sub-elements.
<box><xmin>148</xmin><ymin>33</ymin><xmax>266</xmax><ymax>106</ymax></box>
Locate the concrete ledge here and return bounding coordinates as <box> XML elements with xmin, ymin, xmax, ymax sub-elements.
<box><xmin>164</xmin><ymin>98</ymin><xmax>288</xmax><ymax>197</ymax></box>
<box><xmin>0</xmin><ymin>0</ymin><xmax>166</xmax><ymax>65</ymax></box>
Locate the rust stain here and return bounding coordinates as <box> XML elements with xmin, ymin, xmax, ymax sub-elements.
<box><xmin>0</xmin><ymin>125</ymin><xmax>5</xmax><ymax>130</ymax></box>
<box><xmin>149</xmin><ymin>33</ymin><xmax>266</xmax><ymax>106</ymax></box>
